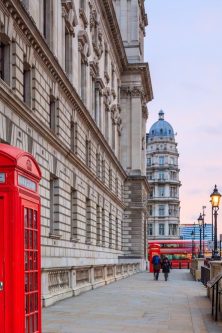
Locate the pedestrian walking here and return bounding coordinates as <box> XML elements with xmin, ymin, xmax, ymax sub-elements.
<box><xmin>162</xmin><ymin>256</ymin><xmax>171</xmax><ymax>281</ymax></box>
<box><xmin>152</xmin><ymin>254</ymin><xmax>161</xmax><ymax>280</ymax></box>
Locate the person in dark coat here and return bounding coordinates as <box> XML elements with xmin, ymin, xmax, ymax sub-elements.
<box><xmin>152</xmin><ymin>255</ymin><xmax>161</xmax><ymax>280</ymax></box>
<box><xmin>162</xmin><ymin>256</ymin><xmax>171</xmax><ymax>281</ymax></box>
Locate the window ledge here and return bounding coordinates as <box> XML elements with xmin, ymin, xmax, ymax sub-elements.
<box><xmin>49</xmin><ymin>232</ymin><xmax>62</xmax><ymax>239</ymax></box>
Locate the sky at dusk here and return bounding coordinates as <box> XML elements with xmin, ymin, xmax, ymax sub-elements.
<box><xmin>144</xmin><ymin>1</ymin><xmax>222</xmax><ymax>233</ymax></box>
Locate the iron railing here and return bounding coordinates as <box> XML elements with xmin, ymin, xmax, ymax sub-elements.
<box><xmin>201</xmin><ymin>266</ymin><xmax>210</xmax><ymax>286</ymax></box>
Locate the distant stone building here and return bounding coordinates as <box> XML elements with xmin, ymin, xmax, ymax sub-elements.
<box><xmin>146</xmin><ymin>111</ymin><xmax>180</xmax><ymax>240</ymax></box>
<box><xmin>0</xmin><ymin>0</ymin><xmax>152</xmax><ymax>306</ymax></box>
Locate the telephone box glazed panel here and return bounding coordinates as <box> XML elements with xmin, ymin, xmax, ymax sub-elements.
<box><xmin>148</xmin><ymin>244</ymin><xmax>161</xmax><ymax>273</ymax></box>
<box><xmin>0</xmin><ymin>144</ymin><xmax>42</xmax><ymax>333</ymax></box>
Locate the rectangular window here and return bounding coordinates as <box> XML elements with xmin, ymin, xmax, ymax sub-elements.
<box><xmin>109</xmin><ymin>213</ymin><xmax>112</xmax><ymax>248</ymax></box>
<box><xmin>170</xmin><ymin>157</ymin><xmax>174</xmax><ymax>165</ymax></box>
<box><xmin>159</xmin><ymin>156</ymin><xmax>164</xmax><ymax>165</ymax></box>
<box><xmin>23</xmin><ymin>62</ymin><xmax>31</xmax><ymax>106</ymax></box>
<box><xmin>115</xmin><ymin>217</ymin><xmax>118</xmax><ymax>249</ymax></box>
<box><xmin>159</xmin><ymin>172</ymin><xmax>164</xmax><ymax>180</ymax></box>
<box><xmin>148</xmin><ymin>205</ymin><xmax>153</xmax><ymax>216</ymax></box>
<box><xmin>147</xmin><ymin>172</ymin><xmax>153</xmax><ymax>180</ymax></box>
<box><xmin>96</xmin><ymin>153</ymin><xmax>101</xmax><ymax>178</ymax></box>
<box><xmin>147</xmin><ymin>158</ymin><xmax>151</xmax><ymax>166</ymax></box>
<box><xmin>117</xmin><ymin>79</ymin><xmax>120</xmax><ymax>104</ymax></box>
<box><xmin>159</xmin><ymin>205</ymin><xmax>165</xmax><ymax>216</ymax></box>
<box><xmin>0</xmin><ymin>43</ymin><xmax>5</xmax><ymax>80</ymax></box>
<box><xmin>102</xmin><ymin>208</ymin><xmax>106</xmax><ymax>246</ymax></box>
<box><xmin>102</xmin><ymin>159</ymin><xmax>106</xmax><ymax>183</ymax></box>
<box><xmin>115</xmin><ymin>177</ymin><xmax>118</xmax><ymax>195</ymax></box>
<box><xmin>169</xmin><ymin>205</ymin><xmax>178</xmax><ymax>217</ymax></box>
<box><xmin>109</xmin><ymin>168</ymin><xmax>112</xmax><ymax>190</ymax></box>
<box><xmin>91</xmin><ymin>77</ymin><xmax>96</xmax><ymax>119</ymax></box>
<box><xmin>111</xmin><ymin>64</ymin><xmax>115</xmax><ymax>90</ymax></box>
<box><xmin>159</xmin><ymin>223</ymin><xmax>165</xmax><ymax>235</ymax></box>
<box><xmin>43</xmin><ymin>0</ymin><xmax>53</xmax><ymax>49</ymax></box>
<box><xmin>85</xmin><ymin>139</ymin><xmax>91</xmax><ymax>167</ymax></box>
<box><xmin>170</xmin><ymin>171</ymin><xmax>177</xmax><ymax>180</ymax></box>
<box><xmin>149</xmin><ymin>187</ymin><xmax>154</xmax><ymax>198</ymax></box>
<box><xmin>80</xmin><ymin>60</ymin><xmax>86</xmax><ymax>103</ymax></box>
<box><xmin>86</xmin><ymin>198</ymin><xmax>91</xmax><ymax>244</ymax></box>
<box><xmin>169</xmin><ymin>224</ymin><xmax>177</xmax><ymax>236</ymax></box>
<box><xmin>104</xmin><ymin>48</ymin><xmax>108</xmax><ymax>73</ymax></box>
<box><xmin>158</xmin><ymin>186</ymin><xmax>165</xmax><ymax>197</ymax></box>
<box><xmin>96</xmin><ymin>205</ymin><xmax>101</xmax><ymax>245</ymax></box>
<box><xmin>49</xmin><ymin>174</ymin><xmax>59</xmax><ymax>236</ymax></box>
<box><xmin>71</xmin><ymin>121</ymin><xmax>77</xmax><ymax>153</ymax></box>
<box><xmin>148</xmin><ymin>223</ymin><xmax>153</xmax><ymax>236</ymax></box>
<box><xmin>95</xmin><ymin>85</ymin><xmax>101</xmax><ymax>127</ymax></box>
<box><xmin>170</xmin><ymin>186</ymin><xmax>177</xmax><ymax>197</ymax></box>
<box><xmin>71</xmin><ymin>188</ymin><xmax>78</xmax><ymax>240</ymax></box>
<box><xmin>49</xmin><ymin>96</ymin><xmax>56</xmax><ymax>133</ymax></box>
<box><xmin>65</xmin><ymin>29</ymin><xmax>72</xmax><ymax>78</ymax></box>
<box><xmin>0</xmin><ymin>41</ymin><xmax>10</xmax><ymax>84</ymax></box>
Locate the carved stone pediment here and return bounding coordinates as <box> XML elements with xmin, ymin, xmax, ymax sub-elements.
<box><xmin>89</xmin><ymin>60</ymin><xmax>99</xmax><ymax>78</ymax></box>
<box><xmin>95</xmin><ymin>78</ymin><xmax>105</xmax><ymax>94</ymax></box>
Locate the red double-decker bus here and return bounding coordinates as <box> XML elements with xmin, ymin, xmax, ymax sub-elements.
<box><xmin>148</xmin><ymin>239</ymin><xmax>207</xmax><ymax>269</ymax></box>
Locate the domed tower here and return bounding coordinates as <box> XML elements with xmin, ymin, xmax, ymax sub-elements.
<box><xmin>146</xmin><ymin>111</ymin><xmax>180</xmax><ymax>240</ymax></box>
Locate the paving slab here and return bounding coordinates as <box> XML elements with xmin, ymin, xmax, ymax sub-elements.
<box><xmin>43</xmin><ymin>270</ymin><xmax>222</xmax><ymax>333</ymax></box>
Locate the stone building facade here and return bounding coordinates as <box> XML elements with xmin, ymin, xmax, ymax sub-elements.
<box><xmin>0</xmin><ymin>0</ymin><xmax>152</xmax><ymax>306</ymax></box>
<box><xmin>146</xmin><ymin>111</ymin><xmax>180</xmax><ymax>240</ymax></box>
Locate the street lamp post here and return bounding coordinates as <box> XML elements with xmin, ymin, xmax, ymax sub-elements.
<box><xmin>191</xmin><ymin>223</ymin><xmax>195</xmax><ymax>259</ymax></box>
<box><xmin>198</xmin><ymin>213</ymin><xmax>204</xmax><ymax>258</ymax></box>
<box><xmin>210</xmin><ymin>185</ymin><xmax>221</xmax><ymax>260</ymax></box>
<box><xmin>202</xmin><ymin>206</ymin><xmax>206</xmax><ymax>256</ymax></box>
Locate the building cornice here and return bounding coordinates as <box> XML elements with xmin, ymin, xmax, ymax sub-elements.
<box><xmin>99</xmin><ymin>0</ymin><xmax>128</xmax><ymax>70</ymax></box>
<box><xmin>123</xmin><ymin>63</ymin><xmax>153</xmax><ymax>103</ymax></box>
<box><xmin>2</xmin><ymin>0</ymin><xmax>127</xmax><ymax>180</ymax></box>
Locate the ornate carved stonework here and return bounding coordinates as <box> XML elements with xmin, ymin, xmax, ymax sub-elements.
<box><xmin>78</xmin><ymin>30</ymin><xmax>91</xmax><ymax>64</ymax></box>
<box><xmin>120</xmin><ymin>86</ymin><xmax>145</xmax><ymax>99</ymax></box>
<box><xmin>89</xmin><ymin>3</ymin><xmax>103</xmax><ymax>59</ymax></box>
<box><xmin>89</xmin><ymin>60</ymin><xmax>99</xmax><ymax>78</ymax></box>
<box><xmin>61</xmin><ymin>0</ymin><xmax>78</xmax><ymax>36</ymax></box>
<box><xmin>111</xmin><ymin>88</ymin><xmax>116</xmax><ymax>99</ymax></box>
<box><xmin>79</xmin><ymin>7</ymin><xmax>88</xmax><ymax>29</ymax></box>
<box><xmin>142</xmin><ymin>103</ymin><xmax>148</xmax><ymax>120</ymax></box>
<box><xmin>95</xmin><ymin>78</ymin><xmax>105</xmax><ymax>94</ymax></box>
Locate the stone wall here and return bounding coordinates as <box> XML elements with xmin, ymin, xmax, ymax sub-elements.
<box><xmin>42</xmin><ymin>263</ymin><xmax>140</xmax><ymax>306</ymax></box>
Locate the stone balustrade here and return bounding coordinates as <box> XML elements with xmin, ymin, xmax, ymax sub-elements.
<box><xmin>190</xmin><ymin>258</ymin><xmax>205</xmax><ymax>281</ymax></box>
<box><xmin>42</xmin><ymin>263</ymin><xmax>140</xmax><ymax>307</ymax></box>
<box><xmin>207</xmin><ymin>261</ymin><xmax>222</xmax><ymax>303</ymax></box>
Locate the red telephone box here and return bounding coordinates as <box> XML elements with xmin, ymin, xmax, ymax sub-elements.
<box><xmin>0</xmin><ymin>144</ymin><xmax>42</xmax><ymax>333</ymax></box>
<box><xmin>148</xmin><ymin>243</ymin><xmax>161</xmax><ymax>273</ymax></box>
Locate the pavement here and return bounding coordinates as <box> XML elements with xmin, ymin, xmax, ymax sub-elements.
<box><xmin>42</xmin><ymin>270</ymin><xmax>222</xmax><ymax>333</ymax></box>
